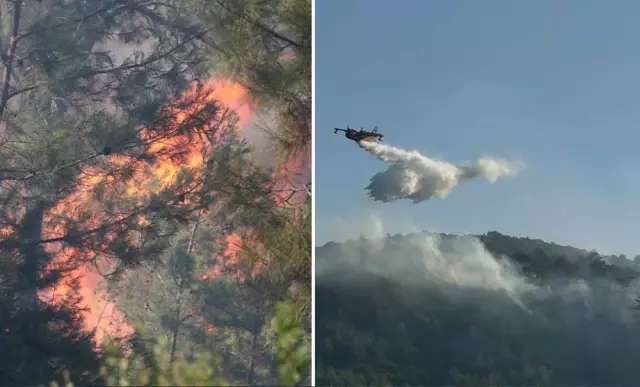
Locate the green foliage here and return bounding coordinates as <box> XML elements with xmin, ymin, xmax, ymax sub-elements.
<box><xmin>272</xmin><ymin>300</ymin><xmax>311</xmax><ymax>386</ymax></box>
<box><xmin>99</xmin><ymin>338</ymin><xmax>228</xmax><ymax>386</ymax></box>
<box><xmin>47</xmin><ymin>305</ymin><xmax>309</xmax><ymax>387</ymax></box>
<box><xmin>187</xmin><ymin>0</ymin><xmax>312</xmax><ymax>163</ymax></box>
<box><xmin>46</xmin><ymin>338</ymin><xmax>228</xmax><ymax>387</ymax></box>
<box><xmin>249</xmin><ymin>203</ymin><xmax>311</xmax><ymax>319</ymax></box>
<box><xmin>316</xmin><ymin>231</ymin><xmax>640</xmax><ymax>386</ymax></box>
<box><xmin>1</xmin><ymin>1</ymin><xmax>310</xmax><ymax>386</ymax></box>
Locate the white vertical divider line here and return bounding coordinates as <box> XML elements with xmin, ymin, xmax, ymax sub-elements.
<box><xmin>310</xmin><ymin>0</ymin><xmax>317</xmax><ymax>384</ymax></box>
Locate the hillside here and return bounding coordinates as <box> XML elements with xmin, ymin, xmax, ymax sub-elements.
<box><xmin>316</xmin><ymin>231</ymin><xmax>640</xmax><ymax>386</ymax></box>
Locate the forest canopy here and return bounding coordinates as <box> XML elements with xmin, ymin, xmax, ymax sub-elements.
<box><xmin>0</xmin><ymin>0</ymin><xmax>310</xmax><ymax>385</ymax></box>
<box><xmin>316</xmin><ymin>231</ymin><xmax>640</xmax><ymax>387</ymax></box>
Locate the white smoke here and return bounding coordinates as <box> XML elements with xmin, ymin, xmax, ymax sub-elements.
<box><xmin>318</xmin><ymin>207</ymin><xmax>640</xmax><ymax>321</ymax></box>
<box><xmin>348</xmin><ymin>233</ymin><xmax>534</xmax><ymax>295</ymax></box>
<box><xmin>359</xmin><ymin>141</ymin><xmax>519</xmax><ymax>203</ymax></box>
<box><xmin>405</xmin><ymin>233</ymin><xmax>537</xmax><ymax>300</ymax></box>
<box><xmin>318</xmin><ymin>228</ymin><xmax>640</xmax><ymax>316</ymax></box>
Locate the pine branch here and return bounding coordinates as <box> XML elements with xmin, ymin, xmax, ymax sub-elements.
<box><xmin>214</xmin><ymin>0</ymin><xmax>304</xmax><ymax>49</ymax></box>
<box><xmin>0</xmin><ymin>0</ymin><xmax>23</xmax><ymax>120</ymax></box>
<box><xmin>6</xmin><ymin>25</ymin><xmax>214</xmax><ymax>102</ymax></box>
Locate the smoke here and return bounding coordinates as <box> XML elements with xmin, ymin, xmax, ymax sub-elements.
<box><xmin>359</xmin><ymin>141</ymin><xmax>519</xmax><ymax>203</ymax></box>
<box><xmin>317</xmin><ymin>223</ymin><xmax>640</xmax><ymax>321</ymax></box>
<box><xmin>317</xmin><ymin>230</ymin><xmax>537</xmax><ymax>307</ymax></box>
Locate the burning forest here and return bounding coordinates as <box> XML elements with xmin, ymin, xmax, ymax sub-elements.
<box><xmin>41</xmin><ymin>77</ymin><xmax>262</xmax><ymax>346</ymax></box>
<box><xmin>0</xmin><ymin>0</ymin><xmax>311</xmax><ymax>385</ymax></box>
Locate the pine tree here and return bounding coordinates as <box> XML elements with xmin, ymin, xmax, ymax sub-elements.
<box><xmin>186</xmin><ymin>0</ymin><xmax>312</xmax><ymax>163</ymax></box>
<box><xmin>0</xmin><ymin>0</ymin><xmax>263</xmax><ymax>384</ymax></box>
<box><xmin>184</xmin><ymin>1</ymin><xmax>313</xmax><ymax>383</ymax></box>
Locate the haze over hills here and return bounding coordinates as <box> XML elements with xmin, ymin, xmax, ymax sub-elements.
<box><xmin>316</xmin><ymin>230</ymin><xmax>640</xmax><ymax>386</ymax></box>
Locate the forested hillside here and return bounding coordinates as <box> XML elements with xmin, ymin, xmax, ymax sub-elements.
<box><xmin>0</xmin><ymin>0</ymin><xmax>310</xmax><ymax>385</ymax></box>
<box><xmin>316</xmin><ymin>231</ymin><xmax>640</xmax><ymax>386</ymax></box>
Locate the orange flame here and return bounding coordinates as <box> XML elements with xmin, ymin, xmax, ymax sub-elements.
<box><xmin>200</xmin><ymin>144</ymin><xmax>310</xmax><ymax>283</ymax></box>
<box><xmin>40</xmin><ymin>77</ymin><xmax>256</xmax><ymax>346</ymax></box>
<box><xmin>273</xmin><ymin>145</ymin><xmax>311</xmax><ymax>208</ymax></box>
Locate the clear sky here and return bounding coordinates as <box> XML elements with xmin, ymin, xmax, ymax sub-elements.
<box><xmin>315</xmin><ymin>0</ymin><xmax>640</xmax><ymax>257</ymax></box>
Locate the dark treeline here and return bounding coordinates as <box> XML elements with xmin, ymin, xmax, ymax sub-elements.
<box><xmin>316</xmin><ymin>231</ymin><xmax>640</xmax><ymax>386</ymax></box>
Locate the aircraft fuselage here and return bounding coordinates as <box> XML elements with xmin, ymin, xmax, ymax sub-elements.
<box><xmin>334</xmin><ymin>126</ymin><xmax>383</xmax><ymax>143</ymax></box>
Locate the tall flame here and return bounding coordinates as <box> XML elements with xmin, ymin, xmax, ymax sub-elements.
<box><xmin>40</xmin><ymin>77</ymin><xmax>256</xmax><ymax>345</ymax></box>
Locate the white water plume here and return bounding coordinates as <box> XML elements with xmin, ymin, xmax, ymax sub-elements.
<box><xmin>360</xmin><ymin>141</ymin><xmax>519</xmax><ymax>203</ymax></box>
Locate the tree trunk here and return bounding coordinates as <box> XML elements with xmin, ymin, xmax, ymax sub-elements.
<box><xmin>169</xmin><ymin>210</ymin><xmax>202</xmax><ymax>364</ymax></box>
<box><xmin>0</xmin><ymin>0</ymin><xmax>23</xmax><ymax>119</ymax></box>
<box><xmin>247</xmin><ymin>330</ymin><xmax>257</xmax><ymax>385</ymax></box>
<box><xmin>16</xmin><ymin>202</ymin><xmax>47</xmax><ymax>312</ymax></box>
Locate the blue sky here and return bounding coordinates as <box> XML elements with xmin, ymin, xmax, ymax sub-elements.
<box><xmin>315</xmin><ymin>0</ymin><xmax>640</xmax><ymax>257</ymax></box>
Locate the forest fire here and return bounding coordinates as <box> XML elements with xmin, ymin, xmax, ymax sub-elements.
<box><xmin>199</xmin><ymin>232</ymin><xmax>250</xmax><ymax>281</ymax></box>
<box><xmin>199</xmin><ymin>144</ymin><xmax>310</xmax><ymax>284</ymax></box>
<box><xmin>274</xmin><ymin>145</ymin><xmax>311</xmax><ymax>208</ymax></box>
<box><xmin>39</xmin><ymin>77</ymin><xmax>256</xmax><ymax>346</ymax></box>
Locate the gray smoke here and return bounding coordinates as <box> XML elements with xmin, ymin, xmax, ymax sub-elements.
<box><xmin>360</xmin><ymin>141</ymin><xmax>518</xmax><ymax>203</ymax></box>
<box><xmin>317</xmin><ymin>230</ymin><xmax>538</xmax><ymax>308</ymax></box>
<box><xmin>317</xmin><ymin>228</ymin><xmax>640</xmax><ymax>319</ymax></box>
